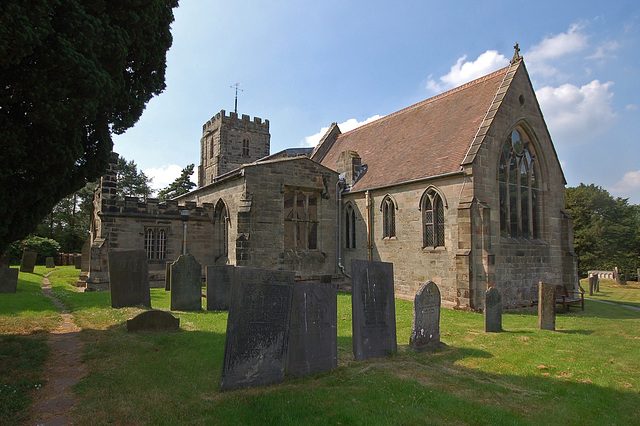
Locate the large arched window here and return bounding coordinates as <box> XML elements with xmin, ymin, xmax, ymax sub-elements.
<box><xmin>214</xmin><ymin>199</ymin><xmax>229</xmax><ymax>260</ymax></box>
<box><xmin>381</xmin><ymin>195</ymin><xmax>396</xmax><ymax>239</ymax></box>
<box><xmin>345</xmin><ymin>203</ymin><xmax>356</xmax><ymax>249</ymax></box>
<box><xmin>421</xmin><ymin>189</ymin><xmax>444</xmax><ymax>248</ymax></box>
<box><xmin>499</xmin><ymin>128</ymin><xmax>539</xmax><ymax>238</ymax></box>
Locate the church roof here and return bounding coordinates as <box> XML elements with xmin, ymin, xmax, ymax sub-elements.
<box><xmin>315</xmin><ymin>63</ymin><xmax>516</xmax><ymax>192</ymax></box>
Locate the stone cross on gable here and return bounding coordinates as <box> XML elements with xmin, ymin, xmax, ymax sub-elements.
<box><xmin>511</xmin><ymin>43</ymin><xmax>521</xmax><ymax>63</ymax></box>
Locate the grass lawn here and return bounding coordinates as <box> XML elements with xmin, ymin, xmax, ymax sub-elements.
<box><xmin>3</xmin><ymin>266</ymin><xmax>640</xmax><ymax>424</ymax></box>
<box><xmin>581</xmin><ymin>277</ymin><xmax>640</xmax><ymax>309</ymax></box>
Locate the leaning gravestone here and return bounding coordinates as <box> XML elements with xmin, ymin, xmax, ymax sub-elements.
<box><xmin>45</xmin><ymin>257</ymin><xmax>55</xmax><ymax>269</ymax></box>
<box><xmin>206</xmin><ymin>265</ymin><xmax>234</xmax><ymax>311</ymax></box>
<box><xmin>0</xmin><ymin>268</ymin><xmax>19</xmax><ymax>293</ymax></box>
<box><xmin>410</xmin><ymin>280</ymin><xmax>446</xmax><ymax>350</ymax></box>
<box><xmin>287</xmin><ymin>276</ymin><xmax>337</xmax><ymax>377</ymax></box>
<box><xmin>538</xmin><ymin>282</ymin><xmax>555</xmax><ymax>331</ymax></box>
<box><xmin>484</xmin><ymin>287</ymin><xmax>502</xmax><ymax>333</ymax></box>
<box><xmin>127</xmin><ymin>310</ymin><xmax>180</xmax><ymax>333</ymax></box>
<box><xmin>108</xmin><ymin>249</ymin><xmax>151</xmax><ymax>308</ymax></box>
<box><xmin>170</xmin><ymin>254</ymin><xmax>202</xmax><ymax>311</ymax></box>
<box><xmin>220</xmin><ymin>268</ymin><xmax>295</xmax><ymax>391</ymax></box>
<box><xmin>20</xmin><ymin>251</ymin><xmax>37</xmax><ymax>273</ymax></box>
<box><xmin>351</xmin><ymin>259</ymin><xmax>397</xmax><ymax>361</ymax></box>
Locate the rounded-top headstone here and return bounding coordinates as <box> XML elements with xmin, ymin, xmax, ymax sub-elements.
<box><xmin>126</xmin><ymin>310</ymin><xmax>180</xmax><ymax>333</ymax></box>
<box><xmin>484</xmin><ymin>287</ymin><xmax>502</xmax><ymax>332</ymax></box>
<box><xmin>410</xmin><ymin>280</ymin><xmax>445</xmax><ymax>351</ymax></box>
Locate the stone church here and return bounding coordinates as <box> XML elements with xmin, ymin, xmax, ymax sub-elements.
<box><xmin>82</xmin><ymin>54</ymin><xmax>578</xmax><ymax>310</ymax></box>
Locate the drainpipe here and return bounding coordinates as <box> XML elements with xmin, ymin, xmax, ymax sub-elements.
<box><xmin>366</xmin><ymin>190</ymin><xmax>372</xmax><ymax>260</ymax></box>
<box><xmin>181</xmin><ymin>209</ymin><xmax>190</xmax><ymax>255</ymax></box>
<box><xmin>336</xmin><ymin>176</ymin><xmax>350</xmax><ymax>278</ymax></box>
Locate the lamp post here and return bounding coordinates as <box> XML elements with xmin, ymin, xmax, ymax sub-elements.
<box><xmin>181</xmin><ymin>209</ymin><xmax>190</xmax><ymax>255</ymax></box>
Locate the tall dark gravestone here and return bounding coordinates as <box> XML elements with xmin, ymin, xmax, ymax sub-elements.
<box><xmin>351</xmin><ymin>259</ymin><xmax>397</xmax><ymax>361</ymax></box>
<box><xmin>206</xmin><ymin>265</ymin><xmax>234</xmax><ymax>311</ymax></box>
<box><xmin>410</xmin><ymin>281</ymin><xmax>446</xmax><ymax>350</ymax></box>
<box><xmin>170</xmin><ymin>254</ymin><xmax>202</xmax><ymax>311</ymax></box>
<box><xmin>287</xmin><ymin>277</ymin><xmax>337</xmax><ymax>377</ymax></box>
<box><xmin>108</xmin><ymin>249</ymin><xmax>151</xmax><ymax>308</ymax></box>
<box><xmin>164</xmin><ymin>261</ymin><xmax>172</xmax><ymax>291</ymax></box>
<box><xmin>538</xmin><ymin>282</ymin><xmax>555</xmax><ymax>331</ymax></box>
<box><xmin>484</xmin><ymin>287</ymin><xmax>502</xmax><ymax>332</ymax></box>
<box><xmin>20</xmin><ymin>251</ymin><xmax>37</xmax><ymax>273</ymax></box>
<box><xmin>0</xmin><ymin>268</ymin><xmax>19</xmax><ymax>293</ymax></box>
<box><xmin>220</xmin><ymin>268</ymin><xmax>295</xmax><ymax>391</ymax></box>
<box><xmin>45</xmin><ymin>257</ymin><xmax>55</xmax><ymax>269</ymax></box>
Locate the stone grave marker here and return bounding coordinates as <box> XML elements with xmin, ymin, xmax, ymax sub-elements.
<box><xmin>351</xmin><ymin>259</ymin><xmax>397</xmax><ymax>361</ymax></box>
<box><xmin>484</xmin><ymin>287</ymin><xmax>502</xmax><ymax>333</ymax></box>
<box><xmin>74</xmin><ymin>254</ymin><xmax>82</xmax><ymax>269</ymax></box>
<box><xmin>410</xmin><ymin>280</ymin><xmax>446</xmax><ymax>350</ymax></box>
<box><xmin>589</xmin><ymin>274</ymin><xmax>597</xmax><ymax>295</ymax></box>
<box><xmin>80</xmin><ymin>239</ymin><xmax>91</xmax><ymax>272</ymax></box>
<box><xmin>45</xmin><ymin>257</ymin><xmax>55</xmax><ymax>269</ymax></box>
<box><xmin>108</xmin><ymin>249</ymin><xmax>151</xmax><ymax>308</ymax></box>
<box><xmin>20</xmin><ymin>251</ymin><xmax>37</xmax><ymax>273</ymax></box>
<box><xmin>220</xmin><ymin>268</ymin><xmax>295</xmax><ymax>391</ymax></box>
<box><xmin>0</xmin><ymin>268</ymin><xmax>19</xmax><ymax>293</ymax></box>
<box><xmin>538</xmin><ymin>282</ymin><xmax>555</xmax><ymax>331</ymax></box>
<box><xmin>170</xmin><ymin>254</ymin><xmax>202</xmax><ymax>311</ymax></box>
<box><xmin>127</xmin><ymin>310</ymin><xmax>180</xmax><ymax>333</ymax></box>
<box><xmin>614</xmin><ymin>267</ymin><xmax>622</xmax><ymax>284</ymax></box>
<box><xmin>206</xmin><ymin>265</ymin><xmax>234</xmax><ymax>311</ymax></box>
<box><xmin>287</xmin><ymin>276</ymin><xmax>337</xmax><ymax>377</ymax></box>
<box><xmin>164</xmin><ymin>261</ymin><xmax>172</xmax><ymax>291</ymax></box>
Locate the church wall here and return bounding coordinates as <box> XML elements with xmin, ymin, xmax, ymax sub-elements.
<box><xmin>341</xmin><ymin>173</ymin><xmax>465</xmax><ymax>304</ymax></box>
<box><xmin>470</xmin><ymin>63</ymin><xmax>576</xmax><ymax>309</ymax></box>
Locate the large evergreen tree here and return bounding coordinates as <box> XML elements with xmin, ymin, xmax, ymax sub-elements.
<box><xmin>565</xmin><ymin>184</ymin><xmax>640</xmax><ymax>277</ymax></box>
<box><xmin>116</xmin><ymin>157</ymin><xmax>153</xmax><ymax>200</ymax></box>
<box><xmin>157</xmin><ymin>164</ymin><xmax>196</xmax><ymax>201</ymax></box>
<box><xmin>0</xmin><ymin>0</ymin><xmax>179</xmax><ymax>253</ymax></box>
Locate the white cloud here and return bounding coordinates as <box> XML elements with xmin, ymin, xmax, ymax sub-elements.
<box><xmin>426</xmin><ymin>50</ymin><xmax>508</xmax><ymax>93</ymax></box>
<box><xmin>609</xmin><ymin>170</ymin><xmax>640</xmax><ymax>195</ymax></box>
<box><xmin>536</xmin><ymin>80</ymin><xmax>617</xmax><ymax>146</ymax></box>
<box><xmin>303</xmin><ymin>115</ymin><xmax>384</xmax><ymax>147</ymax></box>
<box><xmin>626</xmin><ymin>104</ymin><xmax>638</xmax><ymax>111</ymax></box>
<box><xmin>144</xmin><ymin>164</ymin><xmax>189</xmax><ymax>191</ymax></box>
<box><xmin>525</xmin><ymin>23</ymin><xmax>589</xmax><ymax>77</ymax></box>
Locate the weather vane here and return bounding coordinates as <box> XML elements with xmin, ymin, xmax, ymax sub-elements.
<box><xmin>230</xmin><ymin>82</ymin><xmax>243</xmax><ymax>114</ymax></box>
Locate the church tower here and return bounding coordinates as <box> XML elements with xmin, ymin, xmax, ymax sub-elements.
<box><xmin>198</xmin><ymin>110</ymin><xmax>270</xmax><ymax>187</ymax></box>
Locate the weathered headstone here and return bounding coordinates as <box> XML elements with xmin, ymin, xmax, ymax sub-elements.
<box><xmin>0</xmin><ymin>268</ymin><xmax>19</xmax><ymax>293</ymax></box>
<box><xmin>206</xmin><ymin>265</ymin><xmax>234</xmax><ymax>311</ymax></box>
<box><xmin>164</xmin><ymin>261</ymin><xmax>172</xmax><ymax>291</ymax></box>
<box><xmin>614</xmin><ymin>267</ymin><xmax>622</xmax><ymax>284</ymax></box>
<box><xmin>538</xmin><ymin>282</ymin><xmax>555</xmax><ymax>331</ymax></box>
<box><xmin>19</xmin><ymin>251</ymin><xmax>37</xmax><ymax>273</ymax></box>
<box><xmin>637</xmin><ymin>269</ymin><xmax>640</xmax><ymax>283</ymax></box>
<box><xmin>127</xmin><ymin>310</ymin><xmax>180</xmax><ymax>333</ymax></box>
<box><xmin>589</xmin><ymin>274</ymin><xmax>597</xmax><ymax>295</ymax></box>
<box><xmin>220</xmin><ymin>268</ymin><xmax>295</xmax><ymax>391</ymax></box>
<box><xmin>80</xmin><ymin>239</ymin><xmax>91</xmax><ymax>272</ymax></box>
<box><xmin>484</xmin><ymin>287</ymin><xmax>502</xmax><ymax>333</ymax></box>
<box><xmin>287</xmin><ymin>277</ymin><xmax>337</xmax><ymax>377</ymax></box>
<box><xmin>170</xmin><ymin>254</ymin><xmax>202</xmax><ymax>311</ymax></box>
<box><xmin>410</xmin><ymin>281</ymin><xmax>446</xmax><ymax>350</ymax></box>
<box><xmin>108</xmin><ymin>249</ymin><xmax>151</xmax><ymax>308</ymax></box>
<box><xmin>351</xmin><ymin>259</ymin><xmax>397</xmax><ymax>360</ymax></box>
<box><xmin>45</xmin><ymin>257</ymin><xmax>55</xmax><ymax>269</ymax></box>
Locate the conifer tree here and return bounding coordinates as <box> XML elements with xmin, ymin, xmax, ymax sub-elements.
<box><xmin>157</xmin><ymin>164</ymin><xmax>196</xmax><ymax>201</ymax></box>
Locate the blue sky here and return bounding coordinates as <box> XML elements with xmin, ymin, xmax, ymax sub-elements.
<box><xmin>112</xmin><ymin>0</ymin><xmax>640</xmax><ymax>203</ymax></box>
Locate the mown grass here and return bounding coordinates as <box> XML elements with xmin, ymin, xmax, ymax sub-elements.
<box><xmin>0</xmin><ymin>266</ymin><xmax>56</xmax><ymax>424</ymax></box>
<box><xmin>5</xmin><ymin>266</ymin><xmax>640</xmax><ymax>425</ymax></box>
<box><xmin>581</xmin><ymin>277</ymin><xmax>640</xmax><ymax>308</ymax></box>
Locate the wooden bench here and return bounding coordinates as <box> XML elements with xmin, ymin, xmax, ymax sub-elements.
<box><xmin>555</xmin><ymin>283</ymin><xmax>584</xmax><ymax>313</ymax></box>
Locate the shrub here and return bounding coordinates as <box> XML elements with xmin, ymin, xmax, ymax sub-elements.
<box><xmin>8</xmin><ymin>235</ymin><xmax>61</xmax><ymax>265</ymax></box>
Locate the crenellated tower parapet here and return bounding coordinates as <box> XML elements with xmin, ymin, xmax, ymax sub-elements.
<box><xmin>199</xmin><ymin>109</ymin><xmax>271</xmax><ymax>187</ymax></box>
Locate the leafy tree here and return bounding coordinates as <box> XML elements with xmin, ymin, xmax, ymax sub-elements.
<box><xmin>8</xmin><ymin>235</ymin><xmax>61</xmax><ymax>265</ymax></box>
<box><xmin>0</xmin><ymin>0</ymin><xmax>179</xmax><ymax>254</ymax></box>
<box><xmin>565</xmin><ymin>184</ymin><xmax>640</xmax><ymax>277</ymax></box>
<box><xmin>116</xmin><ymin>157</ymin><xmax>153</xmax><ymax>200</ymax></box>
<box><xmin>157</xmin><ymin>164</ymin><xmax>196</xmax><ymax>201</ymax></box>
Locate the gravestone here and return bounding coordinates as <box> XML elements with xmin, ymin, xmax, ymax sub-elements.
<box><xmin>410</xmin><ymin>280</ymin><xmax>446</xmax><ymax>350</ymax></box>
<box><xmin>20</xmin><ymin>251</ymin><xmax>37</xmax><ymax>273</ymax></box>
<box><xmin>538</xmin><ymin>282</ymin><xmax>555</xmax><ymax>331</ymax></box>
<box><xmin>164</xmin><ymin>261</ymin><xmax>172</xmax><ymax>291</ymax></box>
<box><xmin>206</xmin><ymin>265</ymin><xmax>234</xmax><ymax>311</ymax></box>
<box><xmin>351</xmin><ymin>259</ymin><xmax>397</xmax><ymax>360</ymax></box>
<box><xmin>74</xmin><ymin>254</ymin><xmax>82</xmax><ymax>269</ymax></box>
<box><xmin>0</xmin><ymin>268</ymin><xmax>19</xmax><ymax>293</ymax></box>
<box><xmin>287</xmin><ymin>276</ymin><xmax>337</xmax><ymax>377</ymax></box>
<box><xmin>170</xmin><ymin>254</ymin><xmax>202</xmax><ymax>311</ymax></box>
<box><xmin>127</xmin><ymin>310</ymin><xmax>180</xmax><ymax>333</ymax></box>
<box><xmin>108</xmin><ymin>249</ymin><xmax>151</xmax><ymax>308</ymax></box>
<box><xmin>614</xmin><ymin>267</ymin><xmax>622</xmax><ymax>284</ymax></box>
<box><xmin>484</xmin><ymin>287</ymin><xmax>502</xmax><ymax>333</ymax></box>
<box><xmin>637</xmin><ymin>269</ymin><xmax>640</xmax><ymax>283</ymax></box>
<box><xmin>80</xmin><ymin>239</ymin><xmax>91</xmax><ymax>272</ymax></box>
<box><xmin>589</xmin><ymin>274</ymin><xmax>598</xmax><ymax>295</ymax></box>
<box><xmin>45</xmin><ymin>257</ymin><xmax>55</xmax><ymax>269</ymax></box>
<box><xmin>220</xmin><ymin>268</ymin><xmax>295</xmax><ymax>391</ymax></box>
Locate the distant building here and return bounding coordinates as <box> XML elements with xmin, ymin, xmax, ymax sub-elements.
<box><xmin>82</xmin><ymin>55</ymin><xmax>578</xmax><ymax>310</ymax></box>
